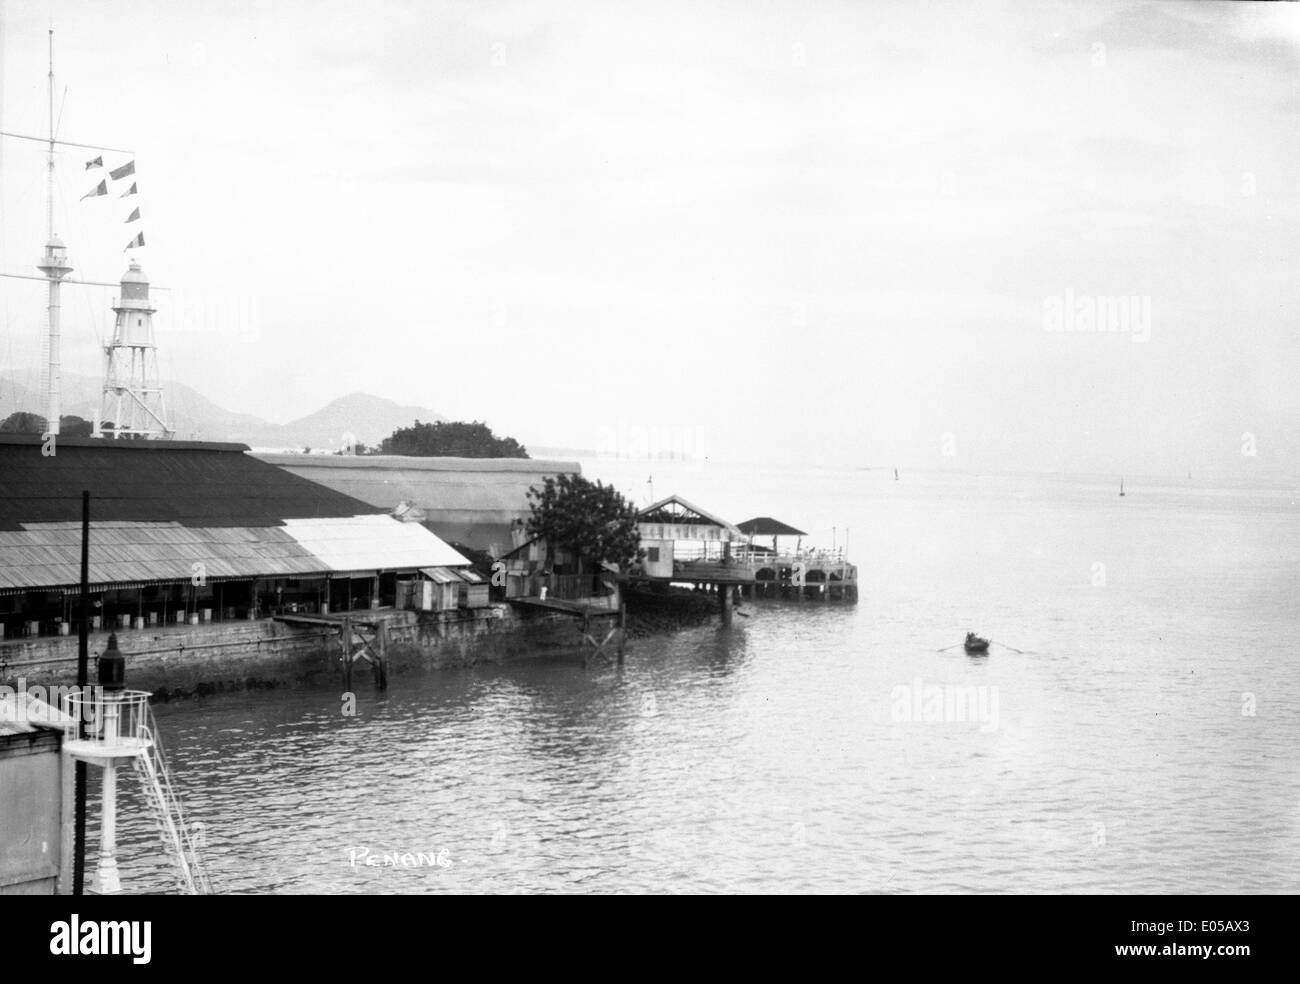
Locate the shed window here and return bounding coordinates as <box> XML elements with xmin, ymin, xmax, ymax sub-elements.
<box><xmin>647</xmin><ymin>547</ymin><xmax>660</xmax><ymax>562</ymax></box>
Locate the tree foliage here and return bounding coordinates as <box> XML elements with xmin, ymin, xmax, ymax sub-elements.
<box><xmin>377</xmin><ymin>419</ymin><xmax>528</xmax><ymax>458</ymax></box>
<box><xmin>60</xmin><ymin>416</ymin><xmax>94</xmax><ymax>438</ymax></box>
<box><xmin>0</xmin><ymin>412</ymin><xmax>92</xmax><ymax>436</ymax></box>
<box><xmin>0</xmin><ymin>411</ymin><xmax>45</xmax><ymax>434</ymax></box>
<box><xmin>526</xmin><ymin>474</ymin><xmax>642</xmax><ymax>573</ymax></box>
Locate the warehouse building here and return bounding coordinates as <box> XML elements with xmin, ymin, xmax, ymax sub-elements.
<box><xmin>0</xmin><ymin>435</ymin><xmax>470</xmax><ymax>642</ymax></box>
<box><xmin>255</xmin><ymin>453</ymin><xmax>581</xmax><ymax>559</ymax></box>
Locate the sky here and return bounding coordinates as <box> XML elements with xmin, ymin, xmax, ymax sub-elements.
<box><xmin>0</xmin><ymin>0</ymin><xmax>1297</xmax><ymax>478</ymax></box>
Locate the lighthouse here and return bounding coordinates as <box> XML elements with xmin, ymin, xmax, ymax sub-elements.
<box><xmin>94</xmin><ymin>261</ymin><xmax>173</xmax><ymax>439</ymax></box>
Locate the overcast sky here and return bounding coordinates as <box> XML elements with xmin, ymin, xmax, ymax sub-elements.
<box><xmin>0</xmin><ymin>0</ymin><xmax>1297</xmax><ymax>477</ymax></box>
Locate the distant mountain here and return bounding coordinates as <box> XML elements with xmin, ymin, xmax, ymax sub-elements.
<box><xmin>150</xmin><ymin>379</ymin><xmax>279</xmax><ymax>443</ymax></box>
<box><xmin>271</xmin><ymin>393</ymin><xmax>447</xmax><ymax>451</ymax></box>
<box><xmin>0</xmin><ymin>370</ymin><xmax>444</xmax><ymax>449</ymax></box>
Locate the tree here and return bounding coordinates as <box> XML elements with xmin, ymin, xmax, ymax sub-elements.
<box><xmin>377</xmin><ymin>419</ymin><xmax>528</xmax><ymax>458</ymax></box>
<box><xmin>526</xmin><ymin>474</ymin><xmax>642</xmax><ymax>574</ymax></box>
<box><xmin>0</xmin><ymin>411</ymin><xmax>45</xmax><ymax>434</ymax></box>
<box><xmin>60</xmin><ymin>416</ymin><xmax>94</xmax><ymax>438</ymax></box>
<box><xmin>0</xmin><ymin>412</ymin><xmax>94</xmax><ymax>437</ymax></box>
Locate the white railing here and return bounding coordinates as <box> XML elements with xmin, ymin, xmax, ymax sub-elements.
<box><xmin>62</xmin><ymin>689</ymin><xmax>211</xmax><ymax>894</ymax></box>
<box><xmin>730</xmin><ymin>549</ymin><xmax>853</xmax><ymax>567</ymax></box>
<box><xmin>63</xmin><ymin>690</ymin><xmax>153</xmax><ymax>748</ymax></box>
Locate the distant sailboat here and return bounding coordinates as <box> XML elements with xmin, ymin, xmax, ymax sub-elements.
<box><xmin>1119</xmin><ymin>477</ymin><xmax>1126</xmax><ymax>497</ymax></box>
<box><xmin>894</xmin><ymin>467</ymin><xmax>899</xmax><ymax>481</ymax></box>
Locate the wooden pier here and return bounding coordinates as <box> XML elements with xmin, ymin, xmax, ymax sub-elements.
<box><xmin>627</xmin><ymin>551</ymin><xmax>858</xmax><ymax>607</ymax></box>
<box><xmin>735</xmin><ymin>550</ymin><xmax>859</xmax><ymax>603</ymax></box>
<box><xmin>273</xmin><ymin>611</ymin><xmax>398</xmax><ymax>690</ymax></box>
<box><xmin>631</xmin><ymin>497</ymin><xmax>858</xmax><ymax>612</ymax></box>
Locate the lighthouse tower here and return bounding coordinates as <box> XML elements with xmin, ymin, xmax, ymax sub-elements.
<box><xmin>95</xmin><ymin>261</ymin><xmax>173</xmax><ymax>439</ymax></box>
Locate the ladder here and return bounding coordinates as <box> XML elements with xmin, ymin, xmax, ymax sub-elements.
<box><xmin>133</xmin><ymin>710</ymin><xmax>212</xmax><ymax>895</ymax></box>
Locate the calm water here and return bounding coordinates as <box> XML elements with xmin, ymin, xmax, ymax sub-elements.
<box><xmin>105</xmin><ymin>464</ymin><xmax>1300</xmax><ymax>893</ymax></box>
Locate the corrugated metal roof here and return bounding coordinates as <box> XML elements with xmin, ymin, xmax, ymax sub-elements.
<box><xmin>0</xmin><ymin>517</ymin><xmax>467</xmax><ymax>591</ymax></box>
<box><xmin>419</xmin><ymin>566</ymin><xmax>462</xmax><ymax>584</ymax></box>
<box><xmin>0</xmin><ymin>522</ymin><xmax>318</xmax><ymax>591</ymax></box>
<box><xmin>0</xmin><ymin>439</ymin><xmax>468</xmax><ymax>592</ymax></box>
<box><xmin>283</xmin><ymin>515</ymin><xmax>467</xmax><ymax>571</ymax></box>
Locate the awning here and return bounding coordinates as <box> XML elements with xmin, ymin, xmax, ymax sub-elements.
<box><xmin>419</xmin><ymin>566</ymin><xmax>466</xmax><ymax>584</ymax></box>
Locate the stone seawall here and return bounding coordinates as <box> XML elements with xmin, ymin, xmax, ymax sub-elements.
<box><xmin>0</xmin><ymin>591</ymin><xmax>732</xmax><ymax>701</ymax></box>
<box><xmin>0</xmin><ymin>605</ymin><xmax>581</xmax><ymax>700</ymax></box>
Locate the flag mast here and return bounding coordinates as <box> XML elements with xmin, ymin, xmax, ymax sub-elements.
<box><xmin>36</xmin><ymin>27</ymin><xmax>72</xmax><ymax>438</ymax></box>
<box><xmin>46</xmin><ymin>27</ymin><xmax>53</xmax><ymax>241</ymax></box>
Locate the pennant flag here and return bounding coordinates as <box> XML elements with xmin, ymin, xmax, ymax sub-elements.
<box><xmin>81</xmin><ymin>179</ymin><xmax>108</xmax><ymax>200</ymax></box>
<box><xmin>119</xmin><ymin>182</ymin><xmax>137</xmax><ymax>198</ymax></box>
<box><xmin>85</xmin><ymin>155</ymin><xmax>103</xmax><ymax>170</ymax></box>
<box><xmin>125</xmin><ymin>208</ymin><xmax>141</xmax><ymax>223</ymax></box>
<box><xmin>109</xmin><ymin>159</ymin><xmax>136</xmax><ymax>181</ymax></box>
<box><xmin>125</xmin><ymin>232</ymin><xmax>145</xmax><ymax>250</ymax></box>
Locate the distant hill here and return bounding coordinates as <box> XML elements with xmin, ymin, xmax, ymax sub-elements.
<box><xmin>0</xmin><ymin>370</ymin><xmax>444</xmax><ymax>450</ymax></box>
<box><xmin>271</xmin><ymin>393</ymin><xmax>448</xmax><ymax>451</ymax></box>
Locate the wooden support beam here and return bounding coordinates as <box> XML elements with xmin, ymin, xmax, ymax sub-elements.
<box><xmin>341</xmin><ymin>615</ymin><xmax>352</xmax><ymax>692</ymax></box>
<box><xmin>374</xmin><ymin>621</ymin><xmax>388</xmax><ymax>690</ymax></box>
<box><xmin>617</xmin><ymin>596</ymin><xmax>626</xmax><ymax>666</ymax></box>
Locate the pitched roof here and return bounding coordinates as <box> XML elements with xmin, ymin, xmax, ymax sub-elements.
<box><xmin>255</xmin><ymin>453</ymin><xmax>581</xmax><ymax>555</ymax></box>
<box><xmin>736</xmin><ymin>516</ymin><xmax>808</xmax><ymax>537</ymax></box>
<box><xmin>281</xmin><ymin>515</ymin><xmax>466</xmax><ymax>573</ymax></box>
<box><xmin>637</xmin><ymin>494</ymin><xmax>742</xmax><ymax>535</ymax></box>
<box><xmin>0</xmin><ymin>435</ymin><xmax>385</xmax><ymax>531</ymax></box>
<box><xmin>0</xmin><ymin>437</ymin><xmax>467</xmax><ymax>591</ymax></box>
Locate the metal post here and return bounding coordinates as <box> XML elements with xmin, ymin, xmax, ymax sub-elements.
<box><xmin>96</xmin><ymin>740</ymin><xmax>121</xmax><ymax>894</ymax></box>
<box><xmin>73</xmin><ymin>490</ymin><xmax>89</xmax><ymax>896</ymax></box>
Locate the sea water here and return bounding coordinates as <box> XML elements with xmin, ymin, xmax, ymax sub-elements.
<box><xmin>107</xmin><ymin>463</ymin><xmax>1300</xmax><ymax>893</ymax></box>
